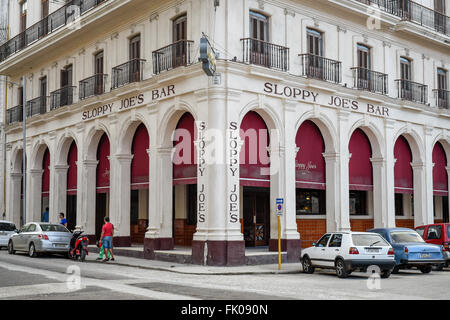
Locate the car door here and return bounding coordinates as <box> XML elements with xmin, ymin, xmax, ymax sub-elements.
<box><xmin>324</xmin><ymin>233</ymin><xmax>343</xmax><ymax>267</ymax></box>
<box><xmin>15</xmin><ymin>224</ymin><xmax>30</xmax><ymax>250</ymax></box>
<box><xmin>310</xmin><ymin>233</ymin><xmax>331</xmax><ymax>267</ymax></box>
<box><xmin>22</xmin><ymin>223</ymin><xmax>37</xmax><ymax>250</ymax></box>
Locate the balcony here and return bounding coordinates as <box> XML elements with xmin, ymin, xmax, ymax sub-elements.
<box><xmin>241</xmin><ymin>38</ymin><xmax>289</xmax><ymax>72</ymax></box>
<box><xmin>299</xmin><ymin>54</ymin><xmax>342</xmax><ymax>84</ymax></box>
<box><xmin>111</xmin><ymin>59</ymin><xmax>146</xmax><ymax>90</ymax></box>
<box><xmin>6</xmin><ymin>105</ymin><xmax>24</xmax><ymax>125</ymax></box>
<box><xmin>27</xmin><ymin>96</ymin><xmax>49</xmax><ymax>118</ymax></box>
<box><xmin>355</xmin><ymin>0</ymin><xmax>450</xmax><ymax>36</ymax></box>
<box><xmin>50</xmin><ymin>86</ymin><xmax>76</xmax><ymax>110</ymax></box>
<box><xmin>79</xmin><ymin>74</ymin><xmax>108</xmax><ymax>100</ymax></box>
<box><xmin>152</xmin><ymin>40</ymin><xmax>195</xmax><ymax>74</ymax></box>
<box><xmin>434</xmin><ymin>89</ymin><xmax>450</xmax><ymax>109</ymax></box>
<box><xmin>395</xmin><ymin>79</ymin><xmax>428</xmax><ymax>104</ymax></box>
<box><xmin>351</xmin><ymin>67</ymin><xmax>388</xmax><ymax>94</ymax></box>
<box><xmin>0</xmin><ymin>0</ymin><xmax>108</xmax><ymax>63</ymax></box>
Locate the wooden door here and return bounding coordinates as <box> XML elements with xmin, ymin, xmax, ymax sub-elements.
<box><xmin>243</xmin><ymin>188</ymin><xmax>270</xmax><ymax>247</ymax></box>
<box><xmin>129</xmin><ymin>35</ymin><xmax>141</xmax><ymax>82</ymax></box>
<box><xmin>250</xmin><ymin>11</ymin><xmax>269</xmax><ymax>67</ymax></box>
<box><xmin>307</xmin><ymin>28</ymin><xmax>323</xmax><ymax>78</ymax></box>
<box><xmin>95</xmin><ymin>193</ymin><xmax>107</xmax><ymax>239</ymax></box>
<box><xmin>94</xmin><ymin>51</ymin><xmax>104</xmax><ymax>95</ymax></box>
<box><xmin>357</xmin><ymin>44</ymin><xmax>371</xmax><ymax>88</ymax></box>
<box><xmin>173</xmin><ymin>14</ymin><xmax>187</xmax><ymax>67</ymax></box>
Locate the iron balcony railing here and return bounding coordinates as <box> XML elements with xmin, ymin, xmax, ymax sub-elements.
<box><xmin>152</xmin><ymin>40</ymin><xmax>195</xmax><ymax>74</ymax></box>
<box><xmin>6</xmin><ymin>105</ymin><xmax>24</xmax><ymax>125</ymax></box>
<box><xmin>111</xmin><ymin>59</ymin><xmax>146</xmax><ymax>90</ymax></box>
<box><xmin>0</xmin><ymin>0</ymin><xmax>107</xmax><ymax>63</ymax></box>
<box><xmin>299</xmin><ymin>54</ymin><xmax>342</xmax><ymax>84</ymax></box>
<box><xmin>241</xmin><ymin>38</ymin><xmax>289</xmax><ymax>72</ymax></box>
<box><xmin>50</xmin><ymin>86</ymin><xmax>76</xmax><ymax>110</ymax></box>
<box><xmin>79</xmin><ymin>74</ymin><xmax>108</xmax><ymax>100</ymax></box>
<box><xmin>434</xmin><ymin>89</ymin><xmax>450</xmax><ymax>109</ymax></box>
<box><xmin>27</xmin><ymin>96</ymin><xmax>49</xmax><ymax>118</ymax></box>
<box><xmin>351</xmin><ymin>67</ymin><xmax>388</xmax><ymax>94</ymax></box>
<box><xmin>355</xmin><ymin>0</ymin><xmax>450</xmax><ymax>36</ymax></box>
<box><xmin>395</xmin><ymin>79</ymin><xmax>428</xmax><ymax>104</ymax></box>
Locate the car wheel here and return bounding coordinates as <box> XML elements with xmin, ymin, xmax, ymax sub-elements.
<box><xmin>28</xmin><ymin>243</ymin><xmax>37</xmax><ymax>258</ymax></box>
<box><xmin>392</xmin><ymin>266</ymin><xmax>400</xmax><ymax>274</ymax></box>
<box><xmin>433</xmin><ymin>264</ymin><xmax>444</xmax><ymax>271</ymax></box>
<box><xmin>7</xmin><ymin>241</ymin><xmax>15</xmax><ymax>255</ymax></box>
<box><xmin>335</xmin><ymin>259</ymin><xmax>349</xmax><ymax>279</ymax></box>
<box><xmin>420</xmin><ymin>265</ymin><xmax>432</xmax><ymax>274</ymax></box>
<box><xmin>302</xmin><ymin>256</ymin><xmax>315</xmax><ymax>274</ymax></box>
<box><xmin>381</xmin><ymin>270</ymin><xmax>392</xmax><ymax>279</ymax></box>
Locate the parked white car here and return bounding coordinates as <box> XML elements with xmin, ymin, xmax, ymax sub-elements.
<box><xmin>0</xmin><ymin>220</ymin><xmax>18</xmax><ymax>249</ymax></box>
<box><xmin>300</xmin><ymin>232</ymin><xmax>396</xmax><ymax>278</ymax></box>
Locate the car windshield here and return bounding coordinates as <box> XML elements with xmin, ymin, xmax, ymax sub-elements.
<box><xmin>39</xmin><ymin>224</ymin><xmax>70</xmax><ymax>233</ymax></box>
<box><xmin>352</xmin><ymin>234</ymin><xmax>390</xmax><ymax>246</ymax></box>
<box><xmin>390</xmin><ymin>231</ymin><xmax>425</xmax><ymax>243</ymax></box>
<box><xmin>0</xmin><ymin>222</ymin><xmax>16</xmax><ymax>231</ymax></box>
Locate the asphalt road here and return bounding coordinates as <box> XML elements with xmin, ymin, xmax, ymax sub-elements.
<box><xmin>0</xmin><ymin>249</ymin><xmax>449</xmax><ymax>300</ymax></box>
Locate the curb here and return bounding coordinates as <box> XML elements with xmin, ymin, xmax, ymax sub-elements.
<box><xmin>86</xmin><ymin>259</ymin><xmax>302</xmax><ymax>276</ymax></box>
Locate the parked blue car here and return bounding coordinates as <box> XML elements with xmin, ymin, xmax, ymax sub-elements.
<box><xmin>367</xmin><ymin>228</ymin><xmax>445</xmax><ymax>274</ymax></box>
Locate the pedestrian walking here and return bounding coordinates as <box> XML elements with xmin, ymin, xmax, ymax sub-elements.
<box><xmin>59</xmin><ymin>213</ymin><xmax>68</xmax><ymax>228</ymax></box>
<box><xmin>99</xmin><ymin>217</ymin><xmax>115</xmax><ymax>262</ymax></box>
<box><xmin>42</xmin><ymin>207</ymin><xmax>49</xmax><ymax>222</ymax></box>
<box><xmin>96</xmin><ymin>239</ymin><xmax>111</xmax><ymax>261</ymax></box>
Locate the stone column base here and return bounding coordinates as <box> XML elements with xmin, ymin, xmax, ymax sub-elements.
<box><xmin>143</xmin><ymin>237</ymin><xmax>175</xmax><ymax>259</ymax></box>
<box><xmin>113</xmin><ymin>236</ymin><xmax>131</xmax><ymax>247</ymax></box>
<box><xmin>269</xmin><ymin>239</ymin><xmax>302</xmax><ymax>263</ymax></box>
<box><xmin>192</xmin><ymin>240</ymin><xmax>245</xmax><ymax>266</ymax></box>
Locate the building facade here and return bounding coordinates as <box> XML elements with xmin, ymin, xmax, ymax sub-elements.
<box><xmin>0</xmin><ymin>0</ymin><xmax>449</xmax><ymax>266</ymax></box>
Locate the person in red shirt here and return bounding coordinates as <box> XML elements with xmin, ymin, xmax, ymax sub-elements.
<box><xmin>100</xmin><ymin>217</ymin><xmax>115</xmax><ymax>262</ymax></box>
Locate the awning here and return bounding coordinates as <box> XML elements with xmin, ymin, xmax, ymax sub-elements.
<box><xmin>394</xmin><ymin>136</ymin><xmax>413</xmax><ymax>194</ymax></box>
<box><xmin>173</xmin><ymin>113</ymin><xmax>197</xmax><ymax>185</ymax></box>
<box><xmin>240</xmin><ymin>111</ymin><xmax>270</xmax><ymax>187</ymax></box>
<box><xmin>349</xmin><ymin>129</ymin><xmax>373</xmax><ymax>191</ymax></box>
<box><xmin>295</xmin><ymin>120</ymin><xmax>326</xmax><ymax>190</ymax></box>
<box><xmin>433</xmin><ymin>142</ymin><xmax>448</xmax><ymax>196</ymax></box>
<box><xmin>96</xmin><ymin>133</ymin><xmax>110</xmax><ymax>193</ymax></box>
<box><xmin>67</xmin><ymin>141</ymin><xmax>77</xmax><ymax>195</ymax></box>
<box><xmin>42</xmin><ymin>148</ymin><xmax>50</xmax><ymax>197</ymax></box>
<box><xmin>131</xmin><ymin>123</ymin><xmax>149</xmax><ymax>190</ymax></box>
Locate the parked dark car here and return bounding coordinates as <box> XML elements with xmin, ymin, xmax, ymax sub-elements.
<box><xmin>367</xmin><ymin>228</ymin><xmax>445</xmax><ymax>274</ymax></box>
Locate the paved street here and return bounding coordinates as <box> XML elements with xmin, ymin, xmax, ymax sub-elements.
<box><xmin>0</xmin><ymin>249</ymin><xmax>449</xmax><ymax>300</ymax></box>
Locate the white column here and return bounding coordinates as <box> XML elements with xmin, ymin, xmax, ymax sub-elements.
<box><xmin>424</xmin><ymin>127</ymin><xmax>435</xmax><ymax>224</ymax></box>
<box><xmin>384</xmin><ymin>119</ymin><xmax>397</xmax><ymax>227</ymax></box>
<box><xmin>412</xmin><ymin>162</ymin><xmax>429</xmax><ymax>227</ymax></box>
<box><xmin>111</xmin><ymin>154</ymin><xmax>133</xmax><ymax>243</ymax></box>
<box><xmin>336</xmin><ymin>110</ymin><xmax>351</xmax><ymax>231</ymax></box>
<box><xmin>29</xmin><ymin>169</ymin><xmax>43</xmax><ymax>222</ymax></box>
<box><xmin>80</xmin><ymin>160</ymin><xmax>97</xmax><ymax>235</ymax></box>
<box><xmin>53</xmin><ymin>165</ymin><xmax>69</xmax><ymax>220</ymax></box>
<box><xmin>9</xmin><ymin>173</ymin><xmax>22</xmax><ymax>227</ymax></box>
<box><xmin>371</xmin><ymin>158</ymin><xmax>390</xmax><ymax>227</ymax></box>
<box><xmin>323</xmin><ymin>153</ymin><xmax>339</xmax><ymax>232</ymax></box>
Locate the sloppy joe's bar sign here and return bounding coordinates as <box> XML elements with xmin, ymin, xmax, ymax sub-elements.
<box><xmin>82</xmin><ymin>85</ymin><xmax>175</xmax><ymax>121</ymax></box>
<box><xmin>263</xmin><ymin>82</ymin><xmax>390</xmax><ymax>117</ymax></box>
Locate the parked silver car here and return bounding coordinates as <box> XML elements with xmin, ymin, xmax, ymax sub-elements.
<box><xmin>0</xmin><ymin>221</ymin><xmax>17</xmax><ymax>249</ymax></box>
<box><xmin>8</xmin><ymin>222</ymin><xmax>72</xmax><ymax>257</ymax></box>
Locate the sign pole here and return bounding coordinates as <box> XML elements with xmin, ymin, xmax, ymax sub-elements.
<box><xmin>278</xmin><ymin>215</ymin><xmax>281</xmax><ymax>270</ymax></box>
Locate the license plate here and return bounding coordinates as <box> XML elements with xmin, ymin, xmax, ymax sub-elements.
<box><xmin>366</xmin><ymin>248</ymin><xmax>380</xmax><ymax>253</ymax></box>
<box><xmin>54</xmin><ymin>244</ymin><xmax>66</xmax><ymax>248</ymax></box>
<box><xmin>420</xmin><ymin>253</ymin><xmax>431</xmax><ymax>258</ymax></box>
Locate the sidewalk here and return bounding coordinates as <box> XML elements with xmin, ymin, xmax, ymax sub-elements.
<box><xmin>87</xmin><ymin>246</ymin><xmax>302</xmax><ymax>275</ymax></box>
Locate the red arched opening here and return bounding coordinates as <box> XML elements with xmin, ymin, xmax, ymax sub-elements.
<box><xmin>42</xmin><ymin>148</ymin><xmax>50</xmax><ymax>221</ymax></box>
<box><xmin>240</xmin><ymin>111</ymin><xmax>270</xmax><ymax>247</ymax></box>
<box><xmin>96</xmin><ymin>133</ymin><xmax>110</xmax><ymax>238</ymax></box>
<box><xmin>433</xmin><ymin>142</ymin><xmax>448</xmax><ymax>223</ymax></box>
<box><xmin>295</xmin><ymin>120</ymin><xmax>326</xmax><ymax>248</ymax></box>
<box><xmin>348</xmin><ymin>129</ymin><xmax>373</xmax><ymax>231</ymax></box>
<box><xmin>130</xmin><ymin>123</ymin><xmax>150</xmax><ymax>244</ymax></box>
<box><xmin>173</xmin><ymin>113</ymin><xmax>197</xmax><ymax>247</ymax></box>
<box><xmin>66</xmin><ymin>141</ymin><xmax>77</xmax><ymax>231</ymax></box>
<box><xmin>394</xmin><ymin>136</ymin><xmax>414</xmax><ymax>228</ymax></box>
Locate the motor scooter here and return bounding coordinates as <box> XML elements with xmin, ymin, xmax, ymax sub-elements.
<box><xmin>68</xmin><ymin>227</ymin><xmax>89</xmax><ymax>262</ymax></box>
